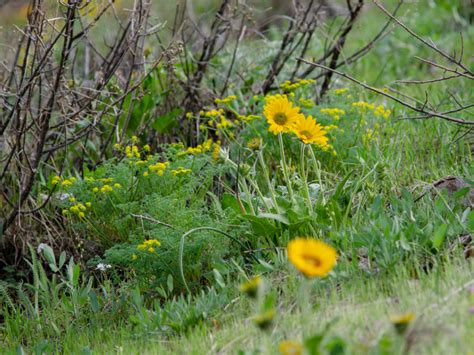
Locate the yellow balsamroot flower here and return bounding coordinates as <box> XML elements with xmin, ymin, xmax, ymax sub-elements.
<box><xmin>239</xmin><ymin>276</ymin><xmax>262</xmax><ymax>298</ymax></box>
<box><xmin>263</xmin><ymin>95</ymin><xmax>303</xmax><ymax>134</ymax></box>
<box><xmin>390</xmin><ymin>312</ymin><xmax>415</xmax><ymax>334</ymax></box>
<box><xmin>292</xmin><ymin>115</ymin><xmax>329</xmax><ymax>148</ymax></box>
<box><xmin>278</xmin><ymin>340</ymin><xmax>303</xmax><ymax>355</ymax></box>
<box><xmin>247</xmin><ymin>137</ymin><xmax>262</xmax><ymax>151</ymax></box>
<box><xmin>287</xmin><ymin>238</ymin><xmax>337</xmax><ymax>278</ymax></box>
<box><xmin>254</xmin><ymin>309</ymin><xmax>275</xmax><ymax>330</ymax></box>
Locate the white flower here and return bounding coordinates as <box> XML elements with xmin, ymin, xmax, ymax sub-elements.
<box><xmin>37</xmin><ymin>243</ymin><xmax>48</xmax><ymax>254</ymax></box>
<box><xmin>96</xmin><ymin>263</ymin><xmax>112</xmax><ymax>271</ymax></box>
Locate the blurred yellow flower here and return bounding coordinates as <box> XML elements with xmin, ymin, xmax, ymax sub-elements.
<box><xmin>263</xmin><ymin>95</ymin><xmax>302</xmax><ymax>134</ymax></box>
<box><xmin>239</xmin><ymin>276</ymin><xmax>262</xmax><ymax>298</ymax></box>
<box><xmin>278</xmin><ymin>340</ymin><xmax>303</xmax><ymax>355</ymax></box>
<box><xmin>287</xmin><ymin>238</ymin><xmax>337</xmax><ymax>277</ymax></box>
<box><xmin>137</xmin><ymin>239</ymin><xmax>161</xmax><ymax>253</ymax></box>
<box><xmin>390</xmin><ymin>312</ymin><xmax>415</xmax><ymax>334</ymax></box>
<box><xmin>292</xmin><ymin>115</ymin><xmax>329</xmax><ymax>148</ymax></box>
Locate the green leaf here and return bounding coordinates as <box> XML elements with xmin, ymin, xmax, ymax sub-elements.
<box><xmin>152</xmin><ymin>108</ymin><xmax>182</xmax><ymax>133</ymax></box>
<box><xmin>432</xmin><ymin>223</ymin><xmax>448</xmax><ymax>250</ymax></box>
<box><xmin>167</xmin><ymin>274</ymin><xmax>174</xmax><ymax>293</ymax></box>
<box><xmin>468</xmin><ymin>210</ymin><xmax>474</xmax><ymax>231</ymax></box>
<box><xmin>257</xmin><ymin>213</ymin><xmax>289</xmax><ymax>225</ymax></box>
<box><xmin>213</xmin><ymin>269</ymin><xmax>226</xmax><ymax>289</ymax></box>
<box><xmin>58</xmin><ymin>251</ymin><xmax>66</xmax><ymax>269</ymax></box>
<box><xmin>89</xmin><ymin>290</ymin><xmax>99</xmax><ymax>313</ymax></box>
<box><xmin>221</xmin><ymin>193</ymin><xmax>243</xmax><ymax>214</ymax></box>
<box><xmin>41</xmin><ymin>245</ymin><xmax>57</xmax><ymax>270</ymax></box>
<box><xmin>304</xmin><ymin>333</ymin><xmax>324</xmax><ymax>355</ymax></box>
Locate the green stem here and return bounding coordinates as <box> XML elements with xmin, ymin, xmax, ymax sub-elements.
<box><xmin>299</xmin><ymin>143</ymin><xmax>313</xmax><ymax>212</ymax></box>
<box><xmin>309</xmin><ymin>145</ymin><xmax>325</xmax><ymax>204</ymax></box>
<box><xmin>278</xmin><ymin>133</ymin><xmax>294</xmax><ymax>202</ymax></box>
<box><xmin>258</xmin><ymin>150</ymin><xmax>280</xmax><ymax>213</ymax></box>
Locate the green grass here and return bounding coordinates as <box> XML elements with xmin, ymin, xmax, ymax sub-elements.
<box><xmin>4</xmin><ymin>258</ymin><xmax>471</xmax><ymax>354</ymax></box>
<box><xmin>0</xmin><ymin>1</ymin><xmax>472</xmax><ymax>354</ymax></box>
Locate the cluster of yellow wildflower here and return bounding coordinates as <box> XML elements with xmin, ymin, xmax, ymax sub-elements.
<box><xmin>171</xmin><ymin>167</ymin><xmax>192</xmax><ymax>177</ymax></box>
<box><xmin>333</xmin><ymin>88</ymin><xmax>349</xmax><ymax>95</ymax></box>
<box><xmin>148</xmin><ymin>162</ymin><xmax>170</xmax><ymax>176</ymax></box>
<box><xmin>212</xmin><ymin>141</ymin><xmax>221</xmax><ymax>161</ymax></box>
<box><xmin>373</xmin><ymin>104</ymin><xmax>392</xmax><ymax>119</ymax></box>
<box><xmin>202</xmin><ymin>109</ymin><xmax>224</xmax><ymax>119</ymax></box>
<box><xmin>137</xmin><ymin>239</ymin><xmax>161</xmax><ymax>253</ymax></box>
<box><xmin>215</xmin><ymin>95</ymin><xmax>237</xmax><ymax>104</ymax></box>
<box><xmin>237</xmin><ymin>114</ymin><xmax>260</xmax><ymax>122</ymax></box>
<box><xmin>320</xmin><ymin>108</ymin><xmax>346</xmax><ymax>121</ymax></box>
<box><xmin>352</xmin><ymin>101</ymin><xmax>375</xmax><ymax>111</ymax></box>
<box><xmin>53</xmin><ymin>176</ymin><xmax>78</xmax><ymax>187</ymax></box>
<box><xmin>178</xmin><ymin>139</ymin><xmax>214</xmax><ymax>156</ymax></box>
<box><xmin>352</xmin><ymin>101</ymin><xmax>392</xmax><ymax>119</ymax></box>
<box><xmin>125</xmin><ymin>145</ymin><xmax>140</xmax><ymax>159</ymax></box>
<box><xmin>298</xmin><ymin>98</ymin><xmax>315</xmax><ymax>109</ymax></box>
<box><xmin>100</xmin><ymin>185</ymin><xmax>113</xmax><ymax>193</ymax></box>
<box><xmin>216</xmin><ymin>116</ymin><xmax>232</xmax><ymax>129</ymax></box>
<box><xmin>62</xmin><ymin>200</ymin><xmax>92</xmax><ymax>219</ymax></box>
<box><xmin>263</xmin><ymin>94</ymin><xmax>330</xmax><ymax>149</ymax></box>
<box><xmin>280</xmin><ymin>79</ymin><xmax>316</xmax><ymax>92</ymax></box>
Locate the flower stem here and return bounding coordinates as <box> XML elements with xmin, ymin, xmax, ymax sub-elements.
<box><xmin>278</xmin><ymin>133</ymin><xmax>294</xmax><ymax>202</ymax></box>
<box><xmin>258</xmin><ymin>150</ymin><xmax>280</xmax><ymax>213</ymax></box>
<box><xmin>309</xmin><ymin>145</ymin><xmax>325</xmax><ymax>204</ymax></box>
<box><xmin>299</xmin><ymin>143</ymin><xmax>313</xmax><ymax>212</ymax></box>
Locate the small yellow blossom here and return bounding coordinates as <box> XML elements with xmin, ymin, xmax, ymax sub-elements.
<box><xmin>280</xmin><ymin>79</ymin><xmax>316</xmax><ymax>92</ymax></box>
<box><xmin>61</xmin><ymin>179</ymin><xmax>73</xmax><ymax>187</ymax></box>
<box><xmin>171</xmin><ymin>167</ymin><xmax>192</xmax><ymax>177</ymax></box>
<box><xmin>212</xmin><ymin>141</ymin><xmax>221</xmax><ymax>161</ymax></box>
<box><xmin>137</xmin><ymin>239</ymin><xmax>161</xmax><ymax>253</ymax></box>
<box><xmin>113</xmin><ymin>183</ymin><xmax>122</xmax><ymax>189</ymax></box>
<box><xmin>334</xmin><ymin>88</ymin><xmax>349</xmax><ymax>95</ymax></box>
<box><xmin>85</xmin><ymin>202</ymin><xmax>92</xmax><ymax>208</ymax></box>
<box><xmin>92</xmin><ymin>187</ymin><xmax>99</xmax><ymax>193</ymax></box>
<box><xmin>215</xmin><ymin>95</ymin><xmax>237</xmax><ymax>104</ymax></box>
<box><xmin>352</xmin><ymin>101</ymin><xmax>375</xmax><ymax>111</ymax></box>
<box><xmin>52</xmin><ymin>176</ymin><xmax>61</xmax><ymax>185</ymax></box>
<box><xmin>101</xmin><ymin>185</ymin><xmax>113</xmax><ymax>193</ymax></box>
